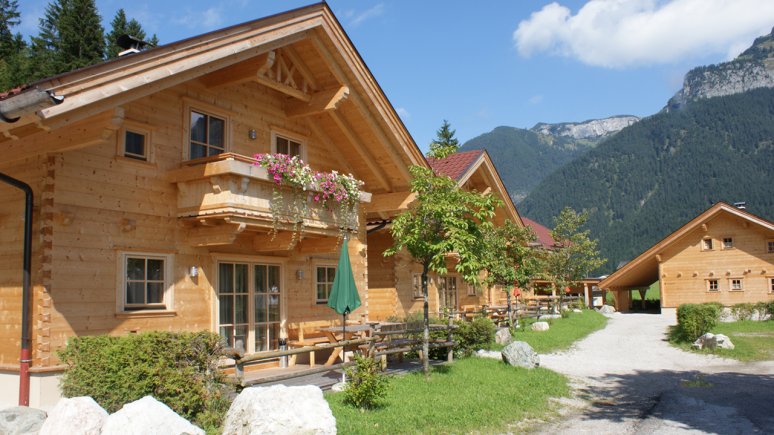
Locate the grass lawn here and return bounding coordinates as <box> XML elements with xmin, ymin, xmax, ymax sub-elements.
<box><xmin>327</xmin><ymin>357</ymin><xmax>569</xmax><ymax>434</ymax></box>
<box><xmin>671</xmin><ymin>320</ymin><xmax>774</xmax><ymax>361</ymax></box>
<box><xmin>512</xmin><ymin>309</ymin><xmax>608</xmax><ymax>354</ymax></box>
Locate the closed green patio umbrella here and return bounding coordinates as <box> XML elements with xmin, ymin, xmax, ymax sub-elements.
<box><xmin>327</xmin><ymin>235</ymin><xmax>361</xmax><ymax>380</ymax></box>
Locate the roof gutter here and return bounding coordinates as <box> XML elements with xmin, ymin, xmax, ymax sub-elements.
<box><xmin>0</xmin><ymin>89</ymin><xmax>64</xmax><ymax>123</ymax></box>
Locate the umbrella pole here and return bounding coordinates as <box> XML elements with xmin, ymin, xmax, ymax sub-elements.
<box><xmin>342</xmin><ymin>313</ymin><xmax>347</xmax><ymax>383</ymax></box>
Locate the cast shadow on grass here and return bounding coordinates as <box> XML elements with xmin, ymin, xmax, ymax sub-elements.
<box><xmin>571</xmin><ymin>369</ymin><xmax>774</xmax><ymax>433</ymax></box>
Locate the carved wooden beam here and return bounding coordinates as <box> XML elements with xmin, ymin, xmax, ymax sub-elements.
<box><xmin>329</xmin><ymin>111</ymin><xmax>391</xmax><ymax>191</ymax></box>
<box><xmin>200</xmin><ymin>51</ymin><xmax>275</xmax><ymax>88</ymax></box>
<box><xmin>365</xmin><ymin>191</ymin><xmax>416</xmax><ymax>217</ymax></box>
<box><xmin>285</xmin><ymin>86</ymin><xmax>349</xmax><ymax>118</ymax></box>
<box><xmin>186</xmin><ymin>223</ymin><xmax>246</xmax><ymax>247</ymax></box>
<box><xmin>297</xmin><ymin>237</ymin><xmax>340</xmax><ymax>254</ymax></box>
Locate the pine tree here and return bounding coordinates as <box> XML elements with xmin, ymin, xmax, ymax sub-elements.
<box><xmin>105</xmin><ymin>8</ymin><xmax>127</xmax><ymax>59</ymax></box>
<box><xmin>126</xmin><ymin>19</ymin><xmax>147</xmax><ymax>42</ymax></box>
<box><xmin>30</xmin><ymin>1</ymin><xmax>64</xmax><ymax>80</ymax></box>
<box><xmin>428</xmin><ymin>120</ymin><xmax>460</xmax><ymax>159</ymax></box>
<box><xmin>0</xmin><ymin>0</ymin><xmax>21</xmax><ymax>57</ymax></box>
<box><xmin>0</xmin><ymin>0</ymin><xmax>28</xmax><ymax>90</ymax></box>
<box><xmin>147</xmin><ymin>34</ymin><xmax>159</xmax><ymax>47</ymax></box>
<box><xmin>58</xmin><ymin>0</ymin><xmax>104</xmax><ymax>70</ymax></box>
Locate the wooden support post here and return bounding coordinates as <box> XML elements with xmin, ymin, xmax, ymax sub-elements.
<box><xmin>447</xmin><ymin>312</ymin><xmax>454</xmax><ymax>363</ymax></box>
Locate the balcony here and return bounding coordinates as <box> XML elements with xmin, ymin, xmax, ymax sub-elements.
<box><xmin>168</xmin><ymin>153</ymin><xmax>371</xmax><ymax>248</ymax></box>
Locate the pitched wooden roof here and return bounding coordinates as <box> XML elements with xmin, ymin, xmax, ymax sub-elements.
<box><xmin>0</xmin><ymin>3</ymin><xmax>427</xmax><ymax>194</ymax></box>
<box><xmin>522</xmin><ymin>217</ymin><xmax>556</xmax><ymax>248</ymax></box>
<box><xmin>599</xmin><ymin>202</ymin><xmax>774</xmax><ymax>290</ymax></box>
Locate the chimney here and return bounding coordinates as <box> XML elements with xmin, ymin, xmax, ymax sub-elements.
<box><xmin>733</xmin><ymin>201</ymin><xmax>746</xmax><ymax>210</ymax></box>
<box><xmin>117</xmin><ymin>34</ymin><xmax>148</xmax><ymax>57</ymax></box>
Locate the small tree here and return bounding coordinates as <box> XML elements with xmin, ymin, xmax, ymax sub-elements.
<box><xmin>427</xmin><ymin>119</ymin><xmax>460</xmax><ymax>159</ymax></box>
<box><xmin>385</xmin><ymin>165</ymin><xmax>500</xmax><ymax>376</ymax></box>
<box><xmin>482</xmin><ymin>221</ymin><xmax>541</xmax><ymax>326</ymax></box>
<box><xmin>543</xmin><ymin>207</ymin><xmax>605</xmax><ymax>309</ymax></box>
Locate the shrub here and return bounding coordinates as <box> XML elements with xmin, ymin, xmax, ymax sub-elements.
<box><xmin>676</xmin><ymin>303</ymin><xmax>722</xmax><ymax>341</ymax></box>
<box><xmin>756</xmin><ymin>301</ymin><xmax>774</xmax><ymax>320</ymax></box>
<box><xmin>453</xmin><ymin>317</ymin><xmax>496</xmax><ymax>357</ymax></box>
<box><xmin>58</xmin><ymin>331</ymin><xmax>232</xmax><ymax>431</ymax></box>
<box><xmin>343</xmin><ymin>354</ymin><xmax>389</xmax><ymax>409</ymax></box>
<box><xmin>731</xmin><ymin>303</ymin><xmax>755</xmax><ymax>321</ymax></box>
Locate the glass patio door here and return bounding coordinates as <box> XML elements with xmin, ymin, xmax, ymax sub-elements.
<box><xmin>218</xmin><ymin>262</ymin><xmax>281</xmax><ymax>353</ymax></box>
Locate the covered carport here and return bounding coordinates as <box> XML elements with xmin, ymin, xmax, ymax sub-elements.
<box><xmin>598</xmin><ymin>254</ymin><xmax>660</xmax><ymax>313</ymax></box>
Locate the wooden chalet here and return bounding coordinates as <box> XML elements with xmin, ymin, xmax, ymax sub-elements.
<box><xmin>599</xmin><ymin>202</ymin><xmax>774</xmax><ymax>314</ymax></box>
<box><xmin>0</xmin><ymin>3</ymin><xmax>427</xmax><ymax>408</ymax></box>
<box><xmin>367</xmin><ymin>149</ymin><xmax>526</xmax><ymax>320</ymax></box>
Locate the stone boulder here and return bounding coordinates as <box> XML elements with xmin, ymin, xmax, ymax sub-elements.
<box><xmin>573</xmin><ymin>309</ymin><xmax>583</xmax><ymax>313</ymax></box>
<box><xmin>223</xmin><ymin>385</ymin><xmax>336</xmax><ymax>435</ymax></box>
<box><xmin>531</xmin><ymin>321</ymin><xmax>550</xmax><ymax>332</ymax></box>
<box><xmin>475</xmin><ymin>349</ymin><xmax>502</xmax><ymax>360</ymax></box>
<box><xmin>539</xmin><ymin>314</ymin><xmax>561</xmax><ymax>320</ymax></box>
<box><xmin>40</xmin><ymin>397</ymin><xmax>107</xmax><ymax>435</ymax></box>
<box><xmin>101</xmin><ymin>396</ymin><xmax>203</xmax><ymax>435</ymax></box>
<box><xmin>495</xmin><ymin>328</ymin><xmax>512</xmax><ymax>345</ymax></box>
<box><xmin>0</xmin><ymin>406</ymin><xmax>47</xmax><ymax>435</ymax></box>
<box><xmin>693</xmin><ymin>333</ymin><xmax>735</xmax><ymax>350</ymax></box>
<box><xmin>599</xmin><ymin>305</ymin><xmax>616</xmax><ymax>314</ymax></box>
<box><xmin>501</xmin><ymin>341</ymin><xmax>540</xmax><ymax>368</ymax></box>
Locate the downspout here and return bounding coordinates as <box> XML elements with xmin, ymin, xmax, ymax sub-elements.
<box><xmin>0</xmin><ymin>173</ymin><xmax>33</xmax><ymax>406</ymax></box>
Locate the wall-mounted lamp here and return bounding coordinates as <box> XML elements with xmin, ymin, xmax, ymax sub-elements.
<box><xmin>190</xmin><ymin>266</ymin><xmax>198</xmax><ymax>277</ymax></box>
<box><xmin>248</xmin><ymin>129</ymin><xmax>257</xmax><ymax>140</ymax></box>
<box><xmin>296</xmin><ymin>269</ymin><xmax>304</xmax><ymax>280</ymax></box>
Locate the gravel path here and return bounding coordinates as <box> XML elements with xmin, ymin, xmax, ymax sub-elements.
<box><xmin>536</xmin><ymin>312</ymin><xmax>774</xmax><ymax>434</ymax></box>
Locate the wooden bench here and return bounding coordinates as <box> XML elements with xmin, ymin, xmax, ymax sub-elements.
<box><xmin>287</xmin><ymin>325</ymin><xmax>332</xmax><ymax>367</ymax></box>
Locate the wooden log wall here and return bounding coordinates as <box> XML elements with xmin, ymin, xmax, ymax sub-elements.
<box><xmin>660</xmin><ymin>212</ymin><xmax>774</xmax><ymax>308</ymax></box>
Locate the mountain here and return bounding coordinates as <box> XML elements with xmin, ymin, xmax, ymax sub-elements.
<box><xmin>531</xmin><ymin>115</ymin><xmax>640</xmax><ymax>140</ymax></box>
<box><xmin>459</xmin><ymin>116</ymin><xmax>637</xmax><ymax>202</ymax></box>
<box><xmin>668</xmin><ymin>27</ymin><xmax>774</xmax><ymax>109</ymax></box>
<box><xmin>519</xmin><ymin>87</ymin><xmax>774</xmax><ymax>273</ymax></box>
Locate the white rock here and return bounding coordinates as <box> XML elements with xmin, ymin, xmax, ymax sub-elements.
<box><xmin>495</xmin><ymin>328</ymin><xmax>512</xmax><ymax>345</ymax></box>
<box><xmin>573</xmin><ymin>309</ymin><xmax>582</xmax><ymax>313</ymax></box>
<box><xmin>712</xmin><ymin>334</ymin><xmax>735</xmax><ymax>350</ymax></box>
<box><xmin>223</xmin><ymin>385</ymin><xmax>336</xmax><ymax>435</ymax></box>
<box><xmin>0</xmin><ymin>406</ymin><xmax>47</xmax><ymax>435</ymax></box>
<box><xmin>539</xmin><ymin>314</ymin><xmax>562</xmax><ymax>320</ymax></box>
<box><xmin>531</xmin><ymin>321</ymin><xmax>550</xmax><ymax>332</ymax></box>
<box><xmin>693</xmin><ymin>333</ymin><xmax>714</xmax><ymax>349</ymax></box>
<box><xmin>330</xmin><ymin>381</ymin><xmax>346</xmax><ymax>393</ymax></box>
<box><xmin>101</xmin><ymin>396</ymin><xmax>203</xmax><ymax>435</ymax></box>
<box><xmin>501</xmin><ymin>341</ymin><xmax>540</xmax><ymax>368</ymax></box>
<box><xmin>598</xmin><ymin>305</ymin><xmax>616</xmax><ymax>314</ymax></box>
<box><xmin>475</xmin><ymin>349</ymin><xmax>502</xmax><ymax>360</ymax></box>
<box><xmin>40</xmin><ymin>397</ymin><xmax>107</xmax><ymax>435</ymax></box>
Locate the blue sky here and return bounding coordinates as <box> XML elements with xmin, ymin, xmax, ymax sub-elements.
<box><xmin>16</xmin><ymin>1</ymin><xmax>774</xmax><ymax>151</ymax></box>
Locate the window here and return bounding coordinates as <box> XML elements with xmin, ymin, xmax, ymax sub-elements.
<box><xmin>722</xmin><ymin>237</ymin><xmax>733</xmax><ymax>249</ymax></box>
<box><xmin>466</xmin><ymin>283</ymin><xmax>476</xmax><ymax>296</ymax></box>
<box><xmin>770</xmin><ymin>277</ymin><xmax>774</xmax><ymax>293</ymax></box>
<box><xmin>316</xmin><ymin>266</ymin><xmax>336</xmax><ymax>303</ymax></box>
<box><xmin>217</xmin><ymin>262</ymin><xmax>281</xmax><ymax>353</ymax></box>
<box><xmin>729</xmin><ymin>278</ymin><xmax>743</xmax><ymax>291</ymax></box>
<box><xmin>273</xmin><ymin>133</ymin><xmax>303</xmax><ymax>158</ymax></box>
<box><xmin>120</xmin><ymin>253</ymin><xmax>171</xmax><ymax>311</ymax></box>
<box><xmin>123</xmin><ymin>130</ymin><xmax>148</xmax><ymax>160</ymax></box>
<box><xmin>702</xmin><ymin>238</ymin><xmax>713</xmax><ymax>251</ymax></box>
<box><xmin>768</xmin><ymin>240</ymin><xmax>774</xmax><ymax>254</ymax></box>
<box><xmin>412</xmin><ymin>273</ymin><xmax>423</xmax><ymax>299</ymax></box>
<box><xmin>707</xmin><ymin>279</ymin><xmax>719</xmax><ymax>292</ymax></box>
<box><xmin>190</xmin><ymin>110</ymin><xmax>225</xmax><ymax>159</ymax></box>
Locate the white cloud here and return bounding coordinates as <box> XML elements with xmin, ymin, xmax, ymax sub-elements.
<box><xmin>173</xmin><ymin>7</ymin><xmax>224</xmax><ymax>31</ymax></box>
<box><xmin>396</xmin><ymin>107</ymin><xmax>411</xmax><ymax>120</ymax></box>
<box><xmin>529</xmin><ymin>94</ymin><xmax>544</xmax><ymax>104</ymax></box>
<box><xmin>349</xmin><ymin>3</ymin><xmax>385</xmax><ymax>27</ymax></box>
<box><xmin>514</xmin><ymin>0</ymin><xmax>774</xmax><ymax>68</ymax></box>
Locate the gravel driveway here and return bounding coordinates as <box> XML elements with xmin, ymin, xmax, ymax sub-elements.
<box><xmin>536</xmin><ymin>312</ymin><xmax>774</xmax><ymax>434</ymax></box>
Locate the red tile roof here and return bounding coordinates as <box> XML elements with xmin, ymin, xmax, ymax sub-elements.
<box><xmin>426</xmin><ymin>149</ymin><xmax>483</xmax><ymax>180</ymax></box>
<box><xmin>522</xmin><ymin>217</ymin><xmax>556</xmax><ymax>248</ymax></box>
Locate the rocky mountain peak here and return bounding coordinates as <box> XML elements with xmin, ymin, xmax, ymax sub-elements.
<box><xmin>530</xmin><ymin>115</ymin><xmax>640</xmax><ymax>141</ymax></box>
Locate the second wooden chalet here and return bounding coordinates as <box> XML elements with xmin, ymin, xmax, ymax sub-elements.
<box><xmin>0</xmin><ymin>4</ymin><xmax>427</xmax><ymax>408</ymax></box>
<box><xmin>367</xmin><ymin>149</ymin><xmax>526</xmax><ymax>320</ymax></box>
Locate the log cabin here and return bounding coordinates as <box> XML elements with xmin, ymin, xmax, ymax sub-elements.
<box><xmin>0</xmin><ymin>3</ymin><xmax>428</xmax><ymax>408</ymax></box>
<box><xmin>367</xmin><ymin>149</ymin><xmax>526</xmax><ymax>320</ymax></box>
<box><xmin>599</xmin><ymin>202</ymin><xmax>774</xmax><ymax>316</ymax></box>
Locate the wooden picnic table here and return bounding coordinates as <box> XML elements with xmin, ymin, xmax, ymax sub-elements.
<box><xmin>317</xmin><ymin>324</ymin><xmax>373</xmax><ymax>366</ymax></box>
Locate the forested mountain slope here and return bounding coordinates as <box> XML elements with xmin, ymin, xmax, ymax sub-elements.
<box><xmin>520</xmin><ymin>88</ymin><xmax>774</xmax><ymax>273</ymax></box>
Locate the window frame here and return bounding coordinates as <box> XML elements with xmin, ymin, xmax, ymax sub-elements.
<box><xmin>466</xmin><ymin>283</ymin><xmax>477</xmax><ymax>296</ymax></box>
<box><xmin>315</xmin><ymin>264</ymin><xmax>337</xmax><ymax>304</ymax></box>
<box><xmin>115</xmin><ymin>120</ymin><xmax>155</xmax><ymax>165</ymax></box>
<box><xmin>728</xmin><ymin>277</ymin><xmax>744</xmax><ymax>292</ymax></box>
<box><xmin>769</xmin><ymin>276</ymin><xmax>774</xmax><ymax>293</ymax></box>
<box><xmin>706</xmin><ymin>279</ymin><xmax>719</xmax><ymax>292</ymax></box>
<box><xmin>116</xmin><ymin>251</ymin><xmax>174</xmax><ymax>313</ymax></box>
<box><xmin>701</xmin><ymin>238</ymin><xmax>713</xmax><ymax>251</ymax></box>
<box><xmin>183</xmin><ymin>100</ymin><xmax>231</xmax><ymax>161</ymax></box>
<box><xmin>767</xmin><ymin>240</ymin><xmax>774</xmax><ymax>254</ymax></box>
<box><xmin>271</xmin><ymin>129</ymin><xmax>306</xmax><ymax>161</ymax></box>
<box><xmin>722</xmin><ymin>237</ymin><xmax>733</xmax><ymax>250</ymax></box>
<box><xmin>412</xmin><ymin>273</ymin><xmax>423</xmax><ymax>299</ymax></box>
